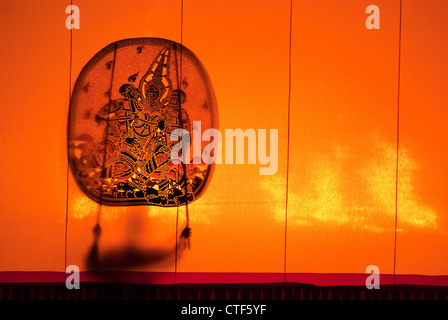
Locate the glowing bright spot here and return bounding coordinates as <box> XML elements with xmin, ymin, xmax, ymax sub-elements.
<box><xmin>261</xmin><ymin>137</ymin><xmax>437</xmax><ymax>232</ymax></box>
<box><xmin>364</xmin><ymin>142</ymin><xmax>437</xmax><ymax>229</ymax></box>
<box><xmin>302</xmin><ymin>158</ymin><xmax>348</xmax><ymax>224</ymax></box>
<box><xmin>71</xmin><ymin>195</ymin><xmax>98</xmax><ymax>219</ymax></box>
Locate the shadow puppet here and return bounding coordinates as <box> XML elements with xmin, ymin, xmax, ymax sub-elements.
<box><xmin>85</xmin><ymin>211</ymin><xmax>191</xmax><ymax>283</ymax></box>
<box><xmin>86</xmin><ymin>224</ymin><xmax>190</xmax><ymax>271</ymax></box>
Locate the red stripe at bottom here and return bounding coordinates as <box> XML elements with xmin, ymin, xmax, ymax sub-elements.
<box><xmin>1</xmin><ymin>271</ymin><xmax>448</xmax><ymax>287</ymax></box>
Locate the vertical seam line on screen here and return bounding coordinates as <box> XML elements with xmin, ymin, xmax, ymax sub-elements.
<box><xmin>174</xmin><ymin>49</ymin><xmax>179</xmax><ymax>284</ymax></box>
<box><xmin>92</xmin><ymin>41</ymin><xmax>118</xmax><ymax>262</ymax></box>
<box><xmin>394</xmin><ymin>0</ymin><xmax>403</xmax><ymax>285</ymax></box>
<box><xmin>64</xmin><ymin>0</ymin><xmax>74</xmax><ymax>271</ymax></box>
<box><xmin>284</xmin><ymin>0</ymin><xmax>293</xmax><ymax>283</ymax></box>
<box><xmin>174</xmin><ymin>0</ymin><xmax>184</xmax><ymax>284</ymax></box>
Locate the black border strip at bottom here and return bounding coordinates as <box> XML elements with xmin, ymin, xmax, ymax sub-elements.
<box><xmin>1</xmin><ymin>282</ymin><xmax>447</xmax><ymax>300</ymax></box>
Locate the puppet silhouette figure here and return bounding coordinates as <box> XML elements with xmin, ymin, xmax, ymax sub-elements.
<box><xmin>71</xmin><ymin>42</ymin><xmax>215</xmax><ymax>279</ymax></box>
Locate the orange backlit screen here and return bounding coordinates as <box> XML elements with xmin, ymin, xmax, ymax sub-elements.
<box><xmin>0</xmin><ymin>0</ymin><xmax>447</xmax><ymax>285</ymax></box>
